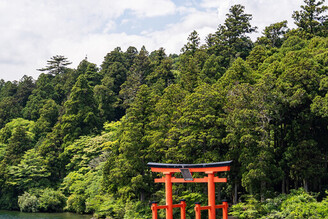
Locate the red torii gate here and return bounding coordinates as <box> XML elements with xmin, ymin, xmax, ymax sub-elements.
<box><xmin>148</xmin><ymin>161</ymin><xmax>232</xmax><ymax>219</ymax></box>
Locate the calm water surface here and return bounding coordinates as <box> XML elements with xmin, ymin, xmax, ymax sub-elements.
<box><xmin>0</xmin><ymin>211</ymin><xmax>92</xmax><ymax>219</ymax></box>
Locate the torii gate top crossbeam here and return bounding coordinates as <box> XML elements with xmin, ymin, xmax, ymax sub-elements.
<box><xmin>147</xmin><ymin>161</ymin><xmax>232</xmax><ymax>173</ymax></box>
<box><xmin>147</xmin><ymin>161</ymin><xmax>232</xmax><ymax>169</ymax></box>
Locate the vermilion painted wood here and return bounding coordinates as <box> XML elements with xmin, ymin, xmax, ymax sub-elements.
<box><xmin>194</xmin><ymin>202</ymin><xmax>228</xmax><ymax>219</ymax></box>
<box><xmin>156</xmin><ymin>205</ymin><xmax>168</xmax><ymax>209</ymax></box>
<box><xmin>149</xmin><ymin>162</ymin><xmax>231</xmax><ymax>219</ymax></box>
<box><xmin>172</xmin><ymin>204</ymin><xmax>183</xmax><ymax>208</ymax></box>
<box><xmin>154</xmin><ymin>176</ymin><xmax>227</xmax><ymax>183</ymax></box>
<box><xmin>180</xmin><ymin>200</ymin><xmax>186</xmax><ymax>219</ymax></box>
<box><xmin>150</xmin><ymin>166</ymin><xmax>230</xmax><ymax>173</ymax></box>
<box><xmin>165</xmin><ymin>173</ymin><xmax>173</xmax><ymax>219</ymax></box>
<box><xmin>195</xmin><ymin>203</ymin><xmax>201</xmax><ymax>219</ymax></box>
<box><xmin>199</xmin><ymin>206</ymin><xmax>211</xmax><ymax>210</ymax></box>
<box><xmin>151</xmin><ymin>203</ymin><xmax>158</xmax><ymax>219</ymax></box>
<box><xmin>215</xmin><ymin>204</ymin><xmax>224</xmax><ymax>208</ymax></box>
<box><xmin>222</xmin><ymin>201</ymin><xmax>228</xmax><ymax>219</ymax></box>
<box><xmin>151</xmin><ymin>200</ymin><xmax>186</xmax><ymax>219</ymax></box>
<box><xmin>208</xmin><ymin>173</ymin><xmax>216</xmax><ymax>219</ymax></box>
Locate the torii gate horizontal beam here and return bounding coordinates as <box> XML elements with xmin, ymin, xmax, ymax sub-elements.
<box><xmin>154</xmin><ymin>176</ymin><xmax>227</xmax><ymax>183</ymax></box>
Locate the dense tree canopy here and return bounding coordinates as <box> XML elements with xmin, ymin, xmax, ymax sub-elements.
<box><xmin>0</xmin><ymin>1</ymin><xmax>327</xmax><ymax>218</ymax></box>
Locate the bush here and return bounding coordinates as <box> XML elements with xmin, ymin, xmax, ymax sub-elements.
<box><xmin>179</xmin><ymin>191</ymin><xmax>207</xmax><ymax>218</ymax></box>
<box><xmin>89</xmin><ymin>195</ymin><xmax>125</xmax><ymax>218</ymax></box>
<box><xmin>38</xmin><ymin>188</ymin><xmax>66</xmax><ymax>212</ymax></box>
<box><xmin>280</xmin><ymin>189</ymin><xmax>322</xmax><ymax>218</ymax></box>
<box><xmin>66</xmin><ymin>194</ymin><xmax>86</xmax><ymax>214</ymax></box>
<box><xmin>123</xmin><ymin>201</ymin><xmax>151</xmax><ymax>219</ymax></box>
<box><xmin>230</xmin><ymin>195</ymin><xmax>265</xmax><ymax>219</ymax></box>
<box><xmin>18</xmin><ymin>192</ymin><xmax>39</xmax><ymax>212</ymax></box>
<box><xmin>230</xmin><ymin>189</ymin><xmax>328</xmax><ymax>219</ymax></box>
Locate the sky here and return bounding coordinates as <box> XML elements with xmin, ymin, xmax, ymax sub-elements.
<box><xmin>0</xmin><ymin>0</ymin><xmax>302</xmax><ymax>82</ymax></box>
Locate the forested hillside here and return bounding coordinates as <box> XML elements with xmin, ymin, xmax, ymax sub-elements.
<box><xmin>0</xmin><ymin>0</ymin><xmax>327</xmax><ymax>218</ymax></box>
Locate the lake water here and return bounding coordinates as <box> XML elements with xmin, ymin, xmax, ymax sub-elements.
<box><xmin>0</xmin><ymin>211</ymin><xmax>92</xmax><ymax>219</ymax></box>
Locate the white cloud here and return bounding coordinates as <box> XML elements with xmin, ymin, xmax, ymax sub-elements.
<box><xmin>120</xmin><ymin>0</ymin><xmax>177</xmax><ymax>17</ymax></box>
<box><xmin>103</xmin><ymin>21</ymin><xmax>117</xmax><ymax>33</ymax></box>
<box><xmin>46</xmin><ymin>33</ymin><xmax>154</xmax><ymax>70</ymax></box>
<box><xmin>0</xmin><ymin>0</ymin><xmax>305</xmax><ymax>81</ymax></box>
<box><xmin>0</xmin><ymin>0</ymin><xmax>177</xmax><ymax>81</ymax></box>
<box><xmin>200</xmin><ymin>0</ymin><xmax>300</xmax><ymax>39</ymax></box>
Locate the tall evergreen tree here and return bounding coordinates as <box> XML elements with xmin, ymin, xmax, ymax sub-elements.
<box><xmin>109</xmin><ymin>85</ymin><xmax>155</xmax><ymax>201</ymax></box>
<box><xmin>59</xmin><ymin>74</ymin><xmax>101</xmax><ymax>145</ymax></box>
<box><xmin>209</xmin><ymin>4</ymin><xmax>257</xmax><ymax>68</ymax></box>
<box><xmin>181</xmin><ymin>30</ymin><xmax>200</xmax><ymax>54</ymax></box>
<box><xmin>37</xmin><ymin>55</ymin><xmax>72</xmax><ymax>76</ymax></box>
<box><xmin>292</xmin><ymin>0</ymin><xmax>328</xmax><ymax>37</ymax></box>
<box><xmin>22</xmin><ymin>73</ymin><xmax>55</xmax><ymax>121</ymax></box>
<box><xmin>257</xmin><ymin>21</ymin><xmax>289</xmax><ymax>47</ymax></box>
<box><xmin>120</xmin><ymin>46</ymin><xmax>152</xmax><ymax>108</ymax></box>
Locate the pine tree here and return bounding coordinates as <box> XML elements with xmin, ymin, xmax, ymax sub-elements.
<box><xmin>181</xmin><ymin>30</ymin><xmax>200</xmax><ymax>54</ymax></box>
<box><xmin>59</xmin><ymin>74</ymin><xmax>101</xmax><ymax>145</ymax></box>
<box><xmin>292</xmin><ymin>0</ymin><xmax>328</xmax><ymax>37</ymax></box>
<box><xmin>209</xmin><ymin>4</ymin><xmax>257</xmax><ymax>67</ymax></box>
<box><xmin>257</xmin><ymin>21</ymin><xmax>289</xmax><ymax>47</ymax></box>
<box><xmin>37</xmin><ymin>55</ymin><xmax>72</xmax><ymax>75</ymax></box>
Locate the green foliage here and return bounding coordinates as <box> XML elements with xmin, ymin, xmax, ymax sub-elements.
<box><xmin>257</xmin><ymin>21</ymin><xmax>289</xmax><ymax>47</ymax></box>
<box><xmin>59</xmin><ymin>122</ymin><xmax>121</xmax><ymax>216</ymax></box>
<box><xmin>123</xmin><ymin>201</ymin><xmax>151</xmax><ymax>219</ymax></box>
<box><xmin>59</xmin><ymin>74</ymin><xmax>101</xmax><ymax>144</ymax></box>
<box><xmin>230</xmin><ymin>195</ymin><xmax>265</xmax><ymax>218</ymax></box>
<box><xmin>208</xmin><ymin>4</ymin><xmax>257</xmax><ymax>66</ymax></box>
<box><xmin>37</xmin><ymin>55</ymin><xmax>72</xmax><ymax>76</ymax></box>
<box><xmin>0</xmin><ymin>118</ymin><xmax>35</xmax><ymax>144</ymax></box>
<box><xmin>0</xmin><ymin>2</ymin><xmax>328</xmax><ymax>217</ymax></box>
<box><xmin>17</xmin><ymin>188</ymin><xmax>66</xmax><ymax>213</ymax></box>
<box><xmin>38</xmin><ymin>188</ymin><xmax>66</xmax><ymax>212</ymax></box>
<box><xmin>35</xmin><ymin>99</ymin><xmax>60</xmax><ymax>137</ymax></box>
<box><xmin>230</xmin><ymin>189</ymin><xmax>328</xmax><ymax>219</ymax></box>
<box><xmin>17</xmin><ymin>192</ymin><xmax>39</xmax><ymax>213</ymax></box>
<box><xmin>89</xmin><ymin>196</ymin><xmax>125</xmax><ymax>218</ymax></box>
<box><xmin>5</xmin><ymin>126</ymin><xmax>34</xmax><ymax>165</ymax></box>
<box><xmin>179</xmin><ymin>192</ymin><xmax>207</xmax><ymax>218</ymax></box>
<box><xmin>22</xmin><ymin>73</ymin><xmax>56</xmax><ymax>121</ymax></box>
<box><xmin>292</xmin><ymin>0</ymin><xmax>328</xmax><ymax>37</ymax></box>
<box><xmin>7</xmin><ymin>149</ymin><xmax>50</xmax><ymax>191</ymax></box>
<box><xmin>66</xmin><ymin>194</ymin><xmax>86</xmax><ymax>214</ymax></box>
<box><xmin>181</xmin><ymin>30</ymin><xmax>200</xmax><ymax>54</ymax></box>
<box><xmin>120</xmin><ymin>46</ymin><xmax>152</xmax><ymax>108</ymax></box>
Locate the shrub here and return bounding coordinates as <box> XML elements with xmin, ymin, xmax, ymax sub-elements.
<box><xmin>179</xmin><ymin>191</ymin><xmax>207</xmax><ymax>218</ymax></box>
<box><xmin>38</xmin><ymin>188</ymin><xmax>66</xmax><ymax>212</ymax></box>
<box><xmin>230</xmin><ymin>195</ymin><xmax>265</xmax><ymax>219</ymax></box>
<box><xmin>230</xmin><ymin>189</ymin><xmax>328</xmax><ymax>219</ymax></box>
<box><xmin>89</xmin><ymin>195</ymin><xmax>124</xmax><ymax>218</ymax></box>
<box><xmin>280</xmin><ymin>189</ymin><xmax>322</xmax><ymax>218</ymax></box>
<box><xmin>123</xmin><ymin>201</ymin><xmax>150</xmax><ymax>219</ymax></box>
<box><xmin>17</xmin><ymin>192</ymin><xmax>39</xmax><ymax>212</ymax></box>
<box><xmin>66</xmin><ymin>194</ymin><xmax>86</xmax><ymax>214</ymax></box>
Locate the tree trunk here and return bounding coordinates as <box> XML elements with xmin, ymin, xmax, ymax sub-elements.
<box><xmin>282</xmin><ymin>177</ymin><xmax>286</xmax><ymax>194</ymax></box>
<box><xmin>294</xmin><ymin>180</ymin><xmax>298</xmax><ymax>190</ymax></box>
<box><xmin>140</xmin><ymin>191</ymin><xmax>145</xmax><ymax>202</ymax></box>
<box><xmin>233</xmin><ymin>181</ymin><xmax>238</xmax><ymax>204</ymax></box>
<box><xmin>217</xmin><ymin>184</ymin><xmax>221</xmax><ymax>202</ymax></box>
<box><xmin>261</xmin><ymin>181</ymin><xmax>266</xmax><ymax>202</ymax></box>
<box><xmin>303</xmin><ymin>179</ymin><xmax>308</xmax><ymax>192</ymax></box>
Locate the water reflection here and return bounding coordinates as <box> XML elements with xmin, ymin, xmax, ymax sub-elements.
<box><xmin>0</xmin><ymin>211</ymin><xmax>92</xmax><ymax>219</ymax></box>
